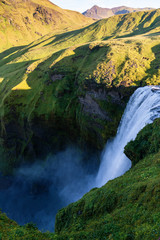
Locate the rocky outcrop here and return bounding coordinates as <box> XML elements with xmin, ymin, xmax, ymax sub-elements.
<box><xmin>79</xmin><ymin>94</ymin><xmax>110</xmax><ymax>120</ymax></box>
<box><xmin>0</xmin><ymin>84</ymin><xmax>135</xmax><ymax>174</ymax></box>
<box><xmin>51</xmin><ymin>74</ymin><xmax>64</xmax><ymax>82</ymax></box>
<box><xmin>83</xmin><ymin>5</ymin><xmax>154</xmax><ymax>19</ymax></box>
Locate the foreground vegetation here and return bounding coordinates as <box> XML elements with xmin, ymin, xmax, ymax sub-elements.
<box><xmin>1</xmin><ymin>120</ymin><xmax>160</xmax><ymax>239</ymax></box>
<box><xmin>55</xmin><ymin>120</ymin><xmax>160</xmax><ymax>239</ymax></box>
<box><xmin>0</xmin><ymin>212</ymin><xmax>55</xmax><ymax>240</ymax></box>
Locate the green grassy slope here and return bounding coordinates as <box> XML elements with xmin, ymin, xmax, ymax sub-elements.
<box><xmin>124</xmin><ymin>119</ymin><xmax>160</xmax><ymax>165</ymax></box>
<box><xmin>55</xmin><ymin>120</ymin><xmax>160</xmax><ymax>240</ymax></box>
<box><xmin>0</xmin><ymin>0</ymin><xmax>94</xmax><ymax>51</ymax></box>
<box><xmin>0</xmin><ymin>211</ymin><xmax>56</xmax><ymax>239</ymax></box>
<box><xmin>54</xmin><ymin>8</ymin><xmax>160</xmax><ymax>44</ymax></box>
<box><xmin>0</xmin><ymin>9</ymin><xmax>160</xmax><ymax>173</ymax></box>
<box><xmin>35</xmin><ymin>8</ymin><xmax>160</xmax><ymax>49</ymax></box>
<box><xmin>0</xmin><ymin>7</ymin><xmax>160</xmax><ymax>240</ymax></box>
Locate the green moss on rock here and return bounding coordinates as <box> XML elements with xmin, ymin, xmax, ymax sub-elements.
<box><xmin>125</xmin><ymin>118</ymin><xmax>160</xmax><ymax>165</ymax></box>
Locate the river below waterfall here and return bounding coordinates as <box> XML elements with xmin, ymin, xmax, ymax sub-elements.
<box><xmin>0</xmin><ymin>86</ymin><xmax>160</xmax><ymax>232</ymax></box>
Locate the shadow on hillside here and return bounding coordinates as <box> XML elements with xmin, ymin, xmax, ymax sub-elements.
<box><xmin>0</xmin><ymin>44</ymin><xmax>90</xmax><ymax>109</ymax></box>
<box><xmin>148</xmin><ymin>44</ymin><xmax>160</xmax><ymax>73</ymax></box>
<box><xmin>43</xmin><ymin>23</ymin><xmax>95</xmax><ymax>47</ymax></box>
<box><xmin>0</xmin><ymin>46</ymin><xmax>29</xmax><ymax>67</ymax></box>
<box><xmin>0</xmin><ymin>34</ymin><xmax>56</xmax><ymax>68</ymax></box>
<box><xmin>141</xmin><ymin>43</ymin><xmax>160</xmax><ymax>84</ymax></box>
<box><xmin>0</xmin><ymin>46</ymin><xmax>26</xmax><ymax>60</ymax></box>
<box><xmin>26</xmin><ymin>34</ymin><xmax>57</xmax><ymax>50</ymax></box>
<box><xmin>26</xmin><ymin>42</ymin><xmax>110</xmax><ymax>91</ymax></box>
<box><xmin>0</xmin><ymin>42</ymin><xmax>137</xmax><ymax>169</ymax></box>
<box><xmin>145</xmin><ymin>31</ymin><xmax>160</xmax><ymax>37</ymax></box>
<box><xmin>117</xmin><ymin>10</ymin><xmax>160</xmax><ymax>39</ymax></box>
<box><xmin>0</xmin><ymin>60</ymin><xmax>35</xmax><ymax>104</ymax></box>
<box><xmin>0</xmin><ymin>42</ymin><xmax>101</xmax><ymax>100</ymax></box>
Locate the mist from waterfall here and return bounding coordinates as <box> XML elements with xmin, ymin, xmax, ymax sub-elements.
<box><xmin>0</xmin><ymin>146</ymin><xmax>98</xmax><ymax>231</ymax></box>
<box><xmin>96</xmin><ymin>86</ymin><xmax>160</xmax><ymax>187</ymax></box>
<box><xmin>1</xmin><ymin>86</ymin><xmax>160</xmax><ymax>232</ymax></box>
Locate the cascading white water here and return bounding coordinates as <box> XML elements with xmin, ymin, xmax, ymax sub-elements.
<box><xmin>96</xmin><ymin>86</ymin><xmax>160</xmax><ymax>187</ymax></box>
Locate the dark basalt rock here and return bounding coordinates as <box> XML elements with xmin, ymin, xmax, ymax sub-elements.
<box><xmin>79</xmin><ymin>94</ymin><xmax>110</xmax><ymax>121</ymax></box>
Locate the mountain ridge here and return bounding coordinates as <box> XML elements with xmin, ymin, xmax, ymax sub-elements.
<box><xmin>0</xmin><ymin>0</ymin><xmax>94</xmax><ymax>50</ymax></box>
<box><xmin>83</xmin><ymin>5</ymin><xmax>154</xmax><ymax>19</ymax></box>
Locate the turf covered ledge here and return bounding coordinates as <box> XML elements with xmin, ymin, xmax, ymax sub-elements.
<box><xmin>54</xmin><ymin>120</ymin><xmax>160</xmax><ymax>240</ymax></box>
<box><xmin>124</xmin><ymin>118</ymin><xmax>160</xmax><ymax>165</ymax></box>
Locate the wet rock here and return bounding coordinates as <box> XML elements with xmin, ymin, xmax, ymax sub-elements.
<box><xmin>79</xmin><ymin>94</ymin><xmax>110</xmax><ymax>120</ymax></box>
<box><xmin>87</xmin><ymin>89</ymin><xmax>107</xmax><ymax>100</ymax></box>
<box><xmin>51</xmin><ymin>74</ymin><xmax>64</xmax><ymax>82</ymax></box>
<box><xmin>107</xmin><ymin>90</ymin><xmax>121</xmax><ymax>103</ymax></box>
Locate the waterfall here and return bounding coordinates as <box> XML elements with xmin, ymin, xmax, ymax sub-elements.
<box><xmin>96</xmin><ymin>86</ymin><xmax>160</xmax><ymax>187</ymax></box>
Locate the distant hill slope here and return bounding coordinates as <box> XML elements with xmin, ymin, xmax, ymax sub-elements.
<box><xmin>0</xmin><ymin>0</ymin><xmax>94</xmax><ymax>50</ymax></box>
<box><xmin>74</xmin><ymin>9</ymin><xmax>160</xmax><ymax>42</ymax></box>
<box><xmin>83</xmin><ymin>5</ymin><xmax>154</xmax><ymax>19</ymax></box>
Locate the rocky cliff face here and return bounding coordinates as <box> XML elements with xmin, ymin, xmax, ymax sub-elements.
<box><xmin>83</xmin><ymin>5</ymin><xmax>114</xmax><ymax>19</ymax></box>
<box><xmin>83</xmin><ymin>5</ymin><xmax>154</xmax><ymax>19</ymax></box>
<box><xmin>0</xmin><ymin>80</ymin><xmax>133</xmax><ymax>174</ymax></box>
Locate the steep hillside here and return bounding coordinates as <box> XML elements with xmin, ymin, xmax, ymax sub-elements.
<box><xmin>0</xmin><ymin>210</ymin><xmax>55</xmax><ymax>239</ymax></box>
<box><xmin>1</xmin><ymin>120</ymin><xmax>160</xmax><ymax>239</ymax></box>
<box><xmin>0</xmin><ymin>9</ymin><xmax>160</xmax><ymax>174</ymax></box>
<box><xmin>77</xmin><ymin>9</ymin><xmax>160</xmax><ymax>41</ymax></box>
<box><xmin>0</xmin><ymin>0</ymin><xmax>94</xmax><ymax>51</ymax></box>
<box><xmin>55</xmin><ymin>120</ymin><xmax>160</xmax><ymax>240</ymax></box>
<box><xmin>83</xmin><ymin>5</ymin><xmax>154</xmax><ymax>19</ymax></box>
<box><xmin>0</xmin><ymin>9</ymin><xmax>160</xmax><ymax>173</ymax></box>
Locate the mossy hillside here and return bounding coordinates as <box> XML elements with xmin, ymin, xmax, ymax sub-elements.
<box><xmin>1</xmin><ymin>8</ymin><xmax>160</xmax><ymax>94</ymax></box>
<box><xmin>37</xmin><ymin>8</ymin><xmax>160</xmax><ymax>50</ymax></box>
<box><xmin>54</xmin><ymin>119</ymin><xmax>160</xmax><ymax>239</ymax></box>
<box><xmin>55</xmin><ymin>149</ymin><xmax>160</xmax><ymax>240</ymax></box>
<box><xmin>0</xmin><ymin>42</ymin><xmax>126</xmax><ymax>173</ymax></box>
<box><xmin>1</xmin><ymin>8</ymin><xmax>159</xmax><ymax>63</ymax></box>
<box><xmin>1</xmin><ymin>37</ymin><xmax>160</xmax><ymax>119</ymax></box>
<box><xmin>0</xmin><ymin>0</ymin><xmax>94</xmax><ymax>51</ymax></box>
<box><xmin>1</xmin><ymin>121</ymin><xmax>160</xmax><ymax>239</ymax></box>
<box><xmin>0</xmin><ymin>211</ymin><xmax>56</xmax><ymax>240</ymax></box>
<box><xmin>125</xmin><ymin>118</ymin><xmax>160</xmax><ymax>165</ymax></box>
<box><xmin>0</xmin><ymin>37</ymin><xmax>160</xmax><ymax>117</ymax></box>
<box><xmin>0</xmin><ymin>9</ymin><xmax>160</xmax><ymax>172</ymax></box>
<box><xmin>1</xmin><ymin>17</ymin><xmax>160</xmax><ymax>172</ymax></box>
